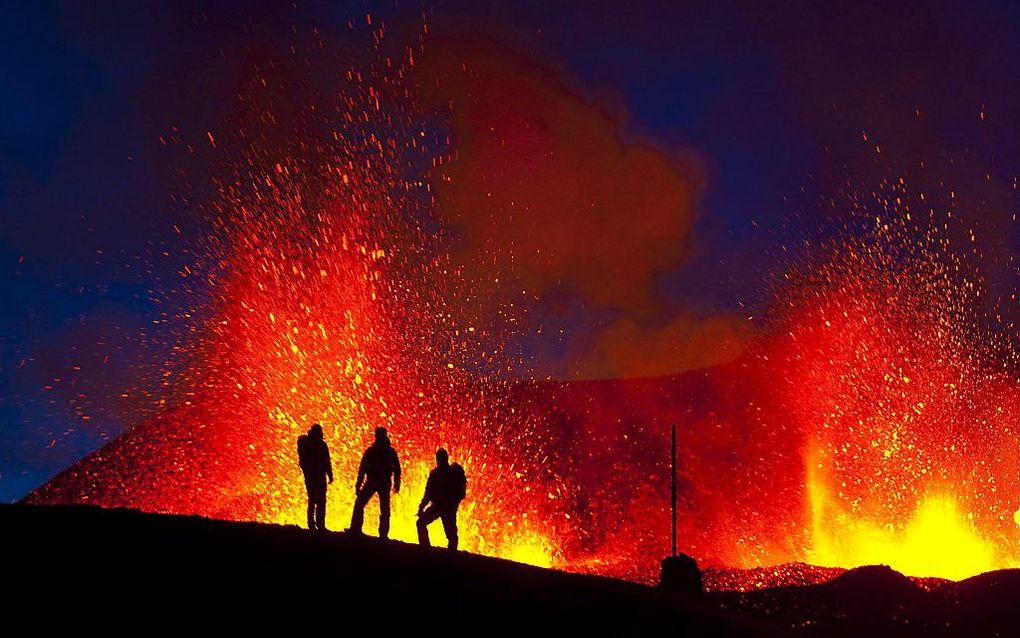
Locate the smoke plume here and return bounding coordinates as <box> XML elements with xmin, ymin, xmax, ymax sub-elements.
<box><xmin>417</xmin><ymin>38</ymin><xmax>752</xmax><ymax>378</ymax></box>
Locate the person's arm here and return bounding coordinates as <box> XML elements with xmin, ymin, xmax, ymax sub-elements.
<box><xmin>355</xmin><ymin>451</ymin><xmax>367</xmax><ymax>492</ymax></box>
<box><xmin>392</xmin><ymin>449</ymin><xmax>401</xmax><ymax>493</ymax></box>
<box><xmin>418</xmin><ymin>472</ymin><xmax>433</xmax><ymax>515</ymax></box>
<box><xmin>325</xmin><ymin>444</ymin><xmax>333</xmax><ymax>484</ymax></box>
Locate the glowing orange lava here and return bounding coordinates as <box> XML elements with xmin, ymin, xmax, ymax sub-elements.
<box><xmin>770</xmin><ymin>189</ymin><xmax>1020</xmax><ymax>582</ymax></box>
<box><xmin>806</xmin><ymin>444</ymin><xmax>1008</xmax><ymax>580</ymax></box>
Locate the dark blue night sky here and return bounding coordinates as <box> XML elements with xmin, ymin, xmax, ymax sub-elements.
<box><xmin>4</xmin><ymin>0</ymin><xmax>1020</xmax><ymax>501</ymax></box>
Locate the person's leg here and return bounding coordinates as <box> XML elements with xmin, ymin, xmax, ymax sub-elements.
<box><xmin>304</xmin><ymin>479</ymin><xmax>316</xmax><ymax>530</ymax></box>
<box><xmin>417</xmin><ymin>506</ymin><xmax>440</xmax><ymax>547</ymax></box>
<box><xmin>378</xmin><ymin>487</ymin><xmax>391</xmax><ymax>539</ymax></box>
<box><xmin>349</xmin><ymin>486</ymin><xmax>372</xmax><ymax>533</ymax></box>
<box><xmin>441</xmin><ymin>507</ymin><xmax>458</xmax><ymax>550</ymax></box>
<box><xmin>314</xmin><ymin>487</ymin><xmax>327</xmax><ymax>530</ymax></box>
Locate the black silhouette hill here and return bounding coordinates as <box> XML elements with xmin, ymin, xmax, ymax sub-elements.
<box><xmin>5</xmin><ymin>505</ymin><xmax>1019</xmax><ymax>636</ymax></box>
<box><xmin>3</xmin><ymin>504</ymin><xmax>768</xmax><ymax>636</ymax></box>
<box><xmin>714</xmin><ymin>564</ymin><xmax>1020</xmax><ymax>636</ymax></box>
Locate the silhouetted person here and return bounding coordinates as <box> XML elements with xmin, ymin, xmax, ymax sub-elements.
<box><xmin>417</xmin><ymin>448</ymin><xmax>466</xmax><ymax>550</ymax></box>
<box><xmin>297</xmin><ymin>423</ymin><xmax>333</xmax><ymax>531</ymax></box>
<box><xmin>349</xmin><ymin>426</ymin><xmax>401</xmax><ymax>538</ymax></box>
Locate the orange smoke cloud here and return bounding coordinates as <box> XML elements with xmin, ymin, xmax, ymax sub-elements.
<box><xmin>573</xmin><ymin>314</ymin><xmax>751</xmax><ymax>380</ymax></box>
<box><xmin>417</xmin><ymin>38</ymin><xmax>750</xmax><ymax>378</ymax></box>
<box><xmin>421</xmin><ymin>37</ymin><xmax>697</xmax><ymax>311</ymax></box>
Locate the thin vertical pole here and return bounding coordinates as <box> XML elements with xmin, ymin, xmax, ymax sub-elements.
<box><xmin>671</xmin><ymin>423</ymin><xmax>677</xmax><ymax>558</ymax></box>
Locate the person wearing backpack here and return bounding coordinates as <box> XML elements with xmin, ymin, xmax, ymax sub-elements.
<box><xmin>416</xmin><ymin>448</ymin><xmax>466</xmax><ymax>550</ymax></box>
<box><xmin>297</xmin><ymin>423</ymin><xmax>333</xmax><ymax>531</ymax></box>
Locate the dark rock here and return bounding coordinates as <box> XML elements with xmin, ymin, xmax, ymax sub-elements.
<box><xmin>661</xmin><ymin>553</ymin><xmax>704</xmax><ymax>595</ymax></box>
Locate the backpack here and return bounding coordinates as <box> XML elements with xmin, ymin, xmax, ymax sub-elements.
<box><xmin>297</xmin><ymin>435</ymin><xmax>311</xmax><ymax>471</ymax></box>
<box><xmin>450</xmin><ymin>463</ymin><xmax>467</xmax><ymax>502</ymax></box>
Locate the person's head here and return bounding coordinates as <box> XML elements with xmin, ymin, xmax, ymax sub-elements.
<box><xmin>309</xmin><ymin>423</ymin><xmax>323</xmax><ymax>439</ymax></box>
<box><xmin>436</xmin><ymin>448</ymin><xmax>449</xmax><ymax>467</ymax></box>
<box><xmin>374</xmin><ymin>426</ymin><xmax>388</xmax><ymax>443</ymax></box>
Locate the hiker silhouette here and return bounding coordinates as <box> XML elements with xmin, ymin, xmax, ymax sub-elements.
<box><xmin>349</xmin><ymin>426</ymin><xmax>401</xmax><ymax>538</ymax></box>
<box><xmin>297</xmin><ymin>423</ymin><xmax>333</xmax><ymax>531</ymax></box>
<box><xmin>417</xmin><ymin>448</ymin><xmax>466</xmax><ymax>550</ymax></box>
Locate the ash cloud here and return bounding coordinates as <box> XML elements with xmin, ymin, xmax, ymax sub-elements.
<box><xmin>417</xmin><ymin>38</ymin><xmax>752</xmax><ymax>379</ymax></box>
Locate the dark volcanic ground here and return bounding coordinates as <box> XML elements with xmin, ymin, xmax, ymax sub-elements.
<box><xmin>4</xmin><ymin>505</ymin><xmax>1018</xmax><ymax>636</ymax></box>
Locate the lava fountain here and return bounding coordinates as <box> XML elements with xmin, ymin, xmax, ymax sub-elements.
<box><xmin>28</xmin><ymin>24</ymin><xmax>565</xmax><ymax>567</ymax></box>
<box><xmin>771</xmin><ymin>192</ymin><xmax>1020</xmax><ymax>581</ymax></box>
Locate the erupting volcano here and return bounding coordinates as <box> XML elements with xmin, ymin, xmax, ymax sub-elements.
<box><xmin>21</xmin><ymin>11</ymin><xmax>1020</xmax><ymax>592</ymax></box>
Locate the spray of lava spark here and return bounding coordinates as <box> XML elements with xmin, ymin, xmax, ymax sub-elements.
<box><xmin>27</xmin><ymin>23</ymin><xmax>1020</xmax><ymax>588</ymax></box>
<box><xmin>27</xmin><ymin>22</ymin><xmax>565</xmax><ymax>568</ymax></box>
<box><xmin>771</xmin><ymin>185</ymin><xmax>1020</xmax><ymax>581</ymax></box>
